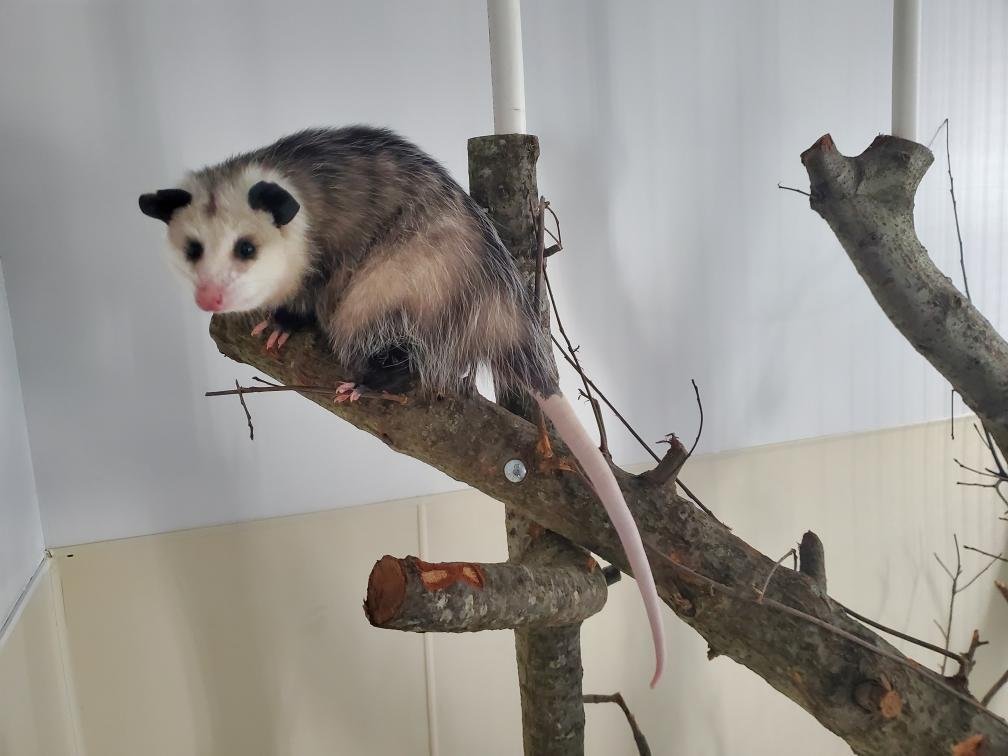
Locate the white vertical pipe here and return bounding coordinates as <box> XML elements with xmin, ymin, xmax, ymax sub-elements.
<box><xmin>892</xmin><ymin>0</ymin><xmax>921</xmax><ymax>141</ymax></box>
<box><xmin>486</xmin><ymin>0</ymin><xmax>527</xmax><ymax>134</ymax></box>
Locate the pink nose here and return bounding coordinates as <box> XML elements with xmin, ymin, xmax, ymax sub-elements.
<box><xmin>195</xmin><ymin>283</ymin><xmax>226</xmax><ymax>312</ymax></box>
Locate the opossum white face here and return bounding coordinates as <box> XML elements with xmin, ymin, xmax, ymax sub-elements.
<box><xmin>139</xmin><ymin>168</ymin><xmax>309</xmax><ymax>313</ymax></box>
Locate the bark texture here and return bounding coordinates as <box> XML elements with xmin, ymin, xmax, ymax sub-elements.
<box><xmin>469</xmin><ymin>133</ymin><xmax>589</xmax><ymax>756</ymax></box>
<box><xmin>802</xmin><ymin>134</ymin><xmax>1008</xmax><ymax>461</ymax></box>
<box><xmin>364</xmin><ymin>553</ymin><xmax>607</xmax><ymax>632</ymax></box>
<box><xmin>509</xmin><ymin>511</ymin><xmax>591</xmax><ymax>756</ymax></box>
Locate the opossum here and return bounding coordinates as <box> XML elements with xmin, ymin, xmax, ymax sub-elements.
<box><xmin>139</xmin><ymin>126</ymin><xmax>665</xmax><ymax>686</ymax></box>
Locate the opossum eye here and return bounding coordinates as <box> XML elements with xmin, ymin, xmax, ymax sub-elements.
<box><xmin>184</xmin><ymin>239</ymin><xmax>203</xmax><ymax>263</ymax></box>
<box><xmin>234</xmin><ymin>238</ymin><xmax>257</xmax><ymax>261</ymax></box>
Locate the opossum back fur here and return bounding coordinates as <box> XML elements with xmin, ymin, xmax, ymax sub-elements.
<box><xmin>191</xmin><ymin>126</ymin><xmax>556</xmax><ymax>395</ymax></box>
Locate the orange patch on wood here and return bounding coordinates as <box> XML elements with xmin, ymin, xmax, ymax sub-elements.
<box><xmin>879</xmin><ymin>689</ymin><xmax>902</xmax><ymax>719</ymax></box>
<box><xmin>952</xmin><ymin>734</ymin><xmax>987</xmax><ymax>756</ymax></box>
<box><xmin>413</xmin><ymin>558</ymin><xmax>485</xmax><ymax>591</ymax></box>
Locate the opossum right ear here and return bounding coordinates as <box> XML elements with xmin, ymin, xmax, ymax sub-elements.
<box><xmin>138</xmin><ymin>189</ymin><xmax>192</xmax><ymax>223</ymax></box>
<box><xmin>248</xmin><ymin>181</ymin><xmax>300</xmax><ymax>227</ymax></box>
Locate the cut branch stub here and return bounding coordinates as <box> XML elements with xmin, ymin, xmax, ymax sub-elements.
<box><xmin>798</xmin><ymin>530</ymin><xmax>827</xmax><ymax>593</ymax></box>
<box><xmin>364</xmin><ymin>554</ymin><xmax>608</xmax><ymax>632</ymax></box>
<box><xmin>801</xmin><ymin>134</ymin><xmax>1008</xmax><ymax>461</ymax></box>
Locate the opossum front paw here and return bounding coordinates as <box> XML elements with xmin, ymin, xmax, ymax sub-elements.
<box><xmin>333</xmin><ymin>382</ymin><xmax>362</xmax><ymax>404</ymax></box>
<box><xmin>251</xmin><ymin>319</ymin><xmax>291</xmax><ymax>352</ymax></box>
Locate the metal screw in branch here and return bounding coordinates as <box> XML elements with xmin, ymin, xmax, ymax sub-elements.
<box><xmin>504</xmin><ymin>458</ymin><xmax>527</xmax><ymax>483</ymax></box>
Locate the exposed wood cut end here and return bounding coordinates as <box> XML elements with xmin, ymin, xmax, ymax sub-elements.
<box><xmin>952</xmin><ymin>734</ymin><xmax>988</xmax><ymax>756</ymax></box>
<box><xmin>879</xmin><ymin>689</ymin><xmax>903</xmax><ymax>720</ymax></box>
<box><xmin>800</xmin><ymin>133</ymin><xmax>836</xmax><ymax>164</ymax></box>
<box><xmin>364</xmin><ymin>555</ymin><xmax>407</xmax><ymax>626</ymax></box>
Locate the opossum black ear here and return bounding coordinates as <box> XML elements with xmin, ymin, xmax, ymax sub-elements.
<box><xmin>248</xmin><ymin>181</ymin><xmax>300</xmax><ymax>227</ymax></box>
<box><xmin>138</xmin><ymin>189</ymin><xmax>192</xmax><ymax>223</ymax></box>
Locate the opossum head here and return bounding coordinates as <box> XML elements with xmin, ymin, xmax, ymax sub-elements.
<box><xmin>139</xmin><ymin>167</ymin><xmax>310</xmax><ymax>313</ymax></box>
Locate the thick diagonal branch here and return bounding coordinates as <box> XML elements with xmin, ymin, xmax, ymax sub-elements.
<box><xmin>209</xmin><ymin>315</ymin><xmax>1008</xmax><ymax>755</ymax></box>
<box><xmin>364</xmin><ymin>553</ymin><xmax>607</xmax><ymax>632</ymax></box>
<box><xmin>801</xmin><ymin>134</ymin><xmax>1008</xmax><ymax>460</ymax></box>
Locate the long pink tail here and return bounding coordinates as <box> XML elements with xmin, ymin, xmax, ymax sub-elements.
<box><xmin>535</xmin><ymin>391</ymin><xmax>666</xmax><ymax>688</ymax></box>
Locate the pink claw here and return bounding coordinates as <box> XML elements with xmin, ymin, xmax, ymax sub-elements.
<box><xmin>333</xmin><ymin>382</ymin><xmax>362</xmax><ymax>404</ymax></box>
<box><xmin>264</xmin><ymin>328</ymin><xmax>291</xmax><ymax>352</ymax></box>
<box><xmin>251</xmin><ymin>319</ymin><xmax>270</xmax><ymax>337</ymax></box>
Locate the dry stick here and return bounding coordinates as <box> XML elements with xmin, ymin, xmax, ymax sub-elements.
<box><xmin>754</xmin><ymin>548</ymin><xmax>797</xmax><ymax>603</ymax></box>
<box><xmin>537</xmin><ymin>203</ymin><xmax>718</xmax><ymax>517</ymax></box>
<box><xmin>934</xmin><ymin>538</ymin><xmax>1004</xmax><ymax>677</ymax></box>
<box><xmin>983</xmin><ymin>669</ymin><xmax>1008</xmax><ymax>708</ymax></box>
<box><xmin>777</xmin><ymin>183</ymin><xmax>811</xmax><ymax>197</ymax></box>
<box><xmin>539</xmin><ymin>214</ymin><xmax>610</xmax><ymax>458</ymax></box>
<box><xmin>235</xmin><ymin>380</ymin><xmax>254</xmax><ymax>440</ymax></box>
<box><xmin>583</xmin><ymin>693</ymin><xmax>651</xmax><ymax>756</ymax></box>
<box><xmin>937</xmin><ymin>535</ymin><xmax>963</xmax><ymax>676</ymax></box>
<box><xmin>959</xmin><ymin>552</ymin><xmax>1005</xmax><ymax>593</ymax></box>
<box><xmin>963</xmin><ymin>546</ymin><xmax>1008</xmax><ymax>564</ymax></box>
<box><xmin>685</xmin><ymin>379</ymin><xmax>703</xmax><ymax>460</ymax></box>
<box><xmin>838</xmin><ymin>602</ymin><xmax>963</xmax><ymax>666</ymax></box>
<box><xmin>932</xmin><ymin>119</ymin><xmax>970</xmax><ymax>302</ymax></box>
<box><xmin>205</xmin><ymin>383</ymin><xmax>409</xmax><ymax>404</ymax></box>
<box><xmin>548</xmin><ymin>332</ymin><xmax>721</xmax><ymax>523</ymax></box>
<box><xmin>984</xmin><ymin>583</ymin><xmax>1008</xmax><ymax>706</ymax></box>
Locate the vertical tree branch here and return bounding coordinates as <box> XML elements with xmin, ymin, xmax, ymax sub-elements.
<box><xmin>469</xmin><ymin>133</ymin><xmax>589</xmax><ymax>756</ymax></box>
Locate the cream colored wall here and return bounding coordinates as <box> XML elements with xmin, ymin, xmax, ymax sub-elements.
<box><xmin>40</xmin><ymin>416</ymin><xmax>1008</xmax><ymax>756</ymax></box>
<box><xmin>0</xmin><ymin>563</ymin><xmax>79</xmax><ymax>756</ymax></box>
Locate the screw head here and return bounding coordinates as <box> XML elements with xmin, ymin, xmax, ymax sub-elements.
<box><xmin>503</xmin><ymin>458</ymin><xmax>527</xmax><ymax>483</ymax></box>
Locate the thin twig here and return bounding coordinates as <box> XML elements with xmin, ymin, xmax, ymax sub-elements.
<box><xmin>982</xmin><ymin>582</ymin><xmax>1008</xmax><ymax>705</ymax></box>
<box><xmin>982</xmin><ymin>668</ymin><xmax>1008</xmax><ymax>707</ymax></box>
<box><xmin>547</xmin><ymin>332</ymin><xmax>723</xmax><ymax>523</ymax></box>
<box><xmin>937</xmin><ymin>535</ymin><xmax>963</xmax><ymax>675</ymax></box>
<box><xmin>235</xmin><ymin>380</ymin><xmax>254</xmax><ymax>440</ymax></box>
<box><xmin>839</xmin><ymin>602</ymin><xmax>962</xmax><ymax>664</ymax></box>
<box><xmin>532</xmin><ymin>195</ymin><xmax>546</xmax><ymax>326</ymax></box>
<box><xmin>777</xmin><ymin>183</ymin><xmax>811</xmax><ymax>197</ymax></box>
<box><xmin>539</xmin><ymin>202</ymin><xmax>610</xmax><ymax>458</ymax></box>
<box><xmin>685</xmin><ymin>379</ymin><xmax>703</xmax><ymax>460</ymax></box>
<box><xmin>206</xmin><ymin>383</ymin><xmax>409</xmax><ymax>404</ymax></box>
<box><xmin>959</xmin><ymin>553</ymin><xmax>1005</xmax><ymax>593</ymax></box>
<box><xmin>583</xmin><ymin>693</ymin><xmax>651</xmax><ymax>755</ymax></box>
<box><xmin>963</xmin><ymin>546</ymin><xmax>1008</xmax><ymax>563</ymax></box>
<box><xmin>543</xmin><ymin>200</ymin><xmax>563</xmax><ymax>257</ymax></box>
<box><xmin>951</xmin><ymin>389</ymin><xmax>956</xmax><ymax>439</ymax></box>
<box><xmin>974</xmin><ymin>424</ymin><xmax>1008</xmax><ymax>479</ymax></box>
<box><xmin>933</xmin><ymin>119</ymin><xmax>971</xmax><ymax>301</ymax></box>
<box><xmin>754</xmin><ymin>549</ymin><xmax>797</xmax><ymax>603</ymax></box>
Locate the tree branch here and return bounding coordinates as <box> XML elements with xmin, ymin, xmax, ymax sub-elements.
<box><xmin>364</xmin><ymin>553</ymin><xmax>608</xmax><ymax>631</ymax></box>
<box><xmin>801</xmin><ymin>134</ymin><xmax>1008</xmax><ymax>461</ymax></box>
<box><xmin>208</xmin><ymin>314</ymin><xmax>1008</xmax><ymax>755</ymax></box>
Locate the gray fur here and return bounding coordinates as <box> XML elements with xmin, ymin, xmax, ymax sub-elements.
<box><xmin>192</xmin><ymin>126</ymin><xmax>557</xmax><ymax>396</ymax></box>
